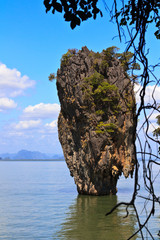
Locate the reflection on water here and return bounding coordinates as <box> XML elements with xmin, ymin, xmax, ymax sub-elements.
<box><xmin>55</xmin><ymin>195</ymin><xmax>138</xmax><ymax>240</ymax></box>
<box><xmin>0</xmin><ymin>161</ymin><xmax>159</xmax><ymax>239</ymax></box>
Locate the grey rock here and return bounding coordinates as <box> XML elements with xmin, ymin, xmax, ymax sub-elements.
<box><xmin>57</xmin><ymin>47</ymin><xmax>136</xmax><ymax>195</ymax></box>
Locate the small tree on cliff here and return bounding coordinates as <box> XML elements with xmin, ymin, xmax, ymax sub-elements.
<box><xmin>44</xmin><ymin>1</ymin><xmax>160</xmax><ymax>239</ymax></box>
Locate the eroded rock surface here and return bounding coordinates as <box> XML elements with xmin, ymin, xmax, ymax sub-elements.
<box><xmin>57</xmin><ymin>47</ymin><xmax>136</xmax><ymax>195</ymax></box>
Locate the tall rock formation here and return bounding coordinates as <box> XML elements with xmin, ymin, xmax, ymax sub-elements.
<box><xmin>57</xmin><ymin>47</ymin><xmax>136</xmax><ymax>195</ymax></box>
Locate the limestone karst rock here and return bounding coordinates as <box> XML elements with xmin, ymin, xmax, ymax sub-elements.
<box><xmin>56</xmin><ymin>46</ymin><xmax>136</xmax><ymax>195</ymax></box>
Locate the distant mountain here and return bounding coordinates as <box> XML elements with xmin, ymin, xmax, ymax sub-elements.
<box><xmin>14</xmin><ymin>150</ymin><xmax>49</xmax><ymax>160</ymax></box>
<box><xmin>0</xmin><ymin>150</ymin><xmax>64</xmax><ymax>160</ymax></box>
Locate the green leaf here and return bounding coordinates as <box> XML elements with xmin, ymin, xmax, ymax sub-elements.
<box><xmin>155</xmin><ymin>30</ymin><xmax>160</xmax><ymax>39</ymax></box>
<box><xmin>156</xmin><ymin>21</ymin><xmax>160</xmax><ymax>28</ymax></box>
<box><xmin>120</xmin><ymin>18</ymin><xmax>127</xmax><ymax>25</ymax></box>
<box><xmin>44</xmin><ymin>0</ymin><xmax>52</xmax><ymax>13</ymax></box>
<box><xmin>74</xmin><ymin>16</ymin><xmax>81</xmax><ymax>26</ymax></box>
<box><xmin>77</xmin><ymin>10</ymin><xmax>87</xmax><ymax>21</ymax></box>
<box><xmin>64</xmin><ymin>12</ymin><xmax>72</xmax><ymax>22</ymax></box>
<box><xmin>71</xmin><ymin>20</ymin><xmax>77</xmax><ymax>29</ymax></box>
<box><xmin>54</xmin><ymin>2</ymin><xmax>63</xmax><ymax>13</ymax></box>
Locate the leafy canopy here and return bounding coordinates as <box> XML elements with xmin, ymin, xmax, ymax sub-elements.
<box><xmin>44</xmin><ymin>0</ymin><xmax>102</xmax><ymax>29</ymax></box>
<box><xmin>44</xmin><ymin>0</ymin><xmax>160</xmax><ymax>38</ymax></box>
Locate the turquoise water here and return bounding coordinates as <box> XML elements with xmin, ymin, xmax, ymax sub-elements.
<box><xmin>0</xmin><ymin>161</ymin><xmax>159</xmax><ymax>240</ymax></box>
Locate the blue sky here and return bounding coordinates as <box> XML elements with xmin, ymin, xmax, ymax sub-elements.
<box><xmin>0</xmin><ymin>0</ymin><xmax>159</xmax><ymax>154</ymax></box>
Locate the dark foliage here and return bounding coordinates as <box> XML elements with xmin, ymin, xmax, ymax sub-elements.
<box><xmin>115</xmin><ymin>0</ymin><xmax>160</xmax><ymax>40</ymax></box>
<box><xmin>43</xmin><ymin>0</ymin><xmax>102</xmax><ymax>29</ymax></box>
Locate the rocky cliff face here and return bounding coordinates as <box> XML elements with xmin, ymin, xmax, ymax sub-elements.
<box><xmin>57</xmin><ymin>47</ymin><xmax>136</xmax><ymax>195</ymax></box>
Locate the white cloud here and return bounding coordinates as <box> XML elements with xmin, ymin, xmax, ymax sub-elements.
<box><xmin>0</xmin><ymin>119</ymin><xmax>62</xmax><ymax>154</ymax></box>
<box><xmin>135</xmin><ymin>84</ymin><xmax>160</xmax><ymax>134</ymax></box>
<box><xmin>147</xmin><ymin>112</ymin><xmax>159</xmax><ymax>122</ymax></box>
<box><xmin>22</xmin><ymin>103</ymin><xmax>60</xmax><ymax>119</ymax></box>
<box><xmin>44</xmin><ymin>120</ymin><xmax>58</xmax><ymax>133</ymax></box>
<box><xmin>135</xmin><ymin>84</ymin><xmax>160</xmax><ymax>104</ymax></box>
<box><xmin>7</xmin><ymin>119</ymin><xmax>58</xmax><ymax>134</ymax></box>
<box><xmin>0</xmin><ymin>63</ymin><xmax>35</xmax><ymax>98</ymax></box>
<box><xmin>148</xmin><ymin>122</ymin><xmax>158</xmax><ymax>134</ymax></box>
<box><xmin>0</xmin><ymin>98</ymin><xmax>17</xmax><ymax>111</ymax></box>
<box><xmin>13</xmin><ymin>120</ymin><xmax>42</xmax><ymax>130</ymax></box>
<box><xmin>45</xmin><ymin>120</ymin><xmax>57</xmax><ymax>129</ymax></box>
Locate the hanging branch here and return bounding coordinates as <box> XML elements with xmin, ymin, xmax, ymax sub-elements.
<box><xmin>104</xmin><ymin>0</ymin><xmax>160</xmax><ymax>238</ymax></box>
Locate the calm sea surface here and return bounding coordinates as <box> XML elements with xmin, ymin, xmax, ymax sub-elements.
<box><xmin>0</xmin><ymin>160</ymin><xmax>159</xmax><ymax>240</ymax></box>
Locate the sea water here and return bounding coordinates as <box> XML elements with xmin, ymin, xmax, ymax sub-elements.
<box><xmin>0</xmin><ymin>160</ymin><xmax>159</xmax><ymax>240</ymax></box>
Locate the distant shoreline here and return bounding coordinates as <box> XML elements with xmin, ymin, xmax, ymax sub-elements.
<box><xmin>0</xmin><ymin>159</ymin><xmax>65</xmax><ymax>162</ymax></box>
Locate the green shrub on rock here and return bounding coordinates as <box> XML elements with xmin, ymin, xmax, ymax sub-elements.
<box><xmin>60</xmin><ymin>48</ymin><xmax>78</xmax><ymax>67</ymax></box>
<box><xmin>96</xmin><ymin>122</ymin><xmax>119</xmax><ymax>134</ymax></box>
